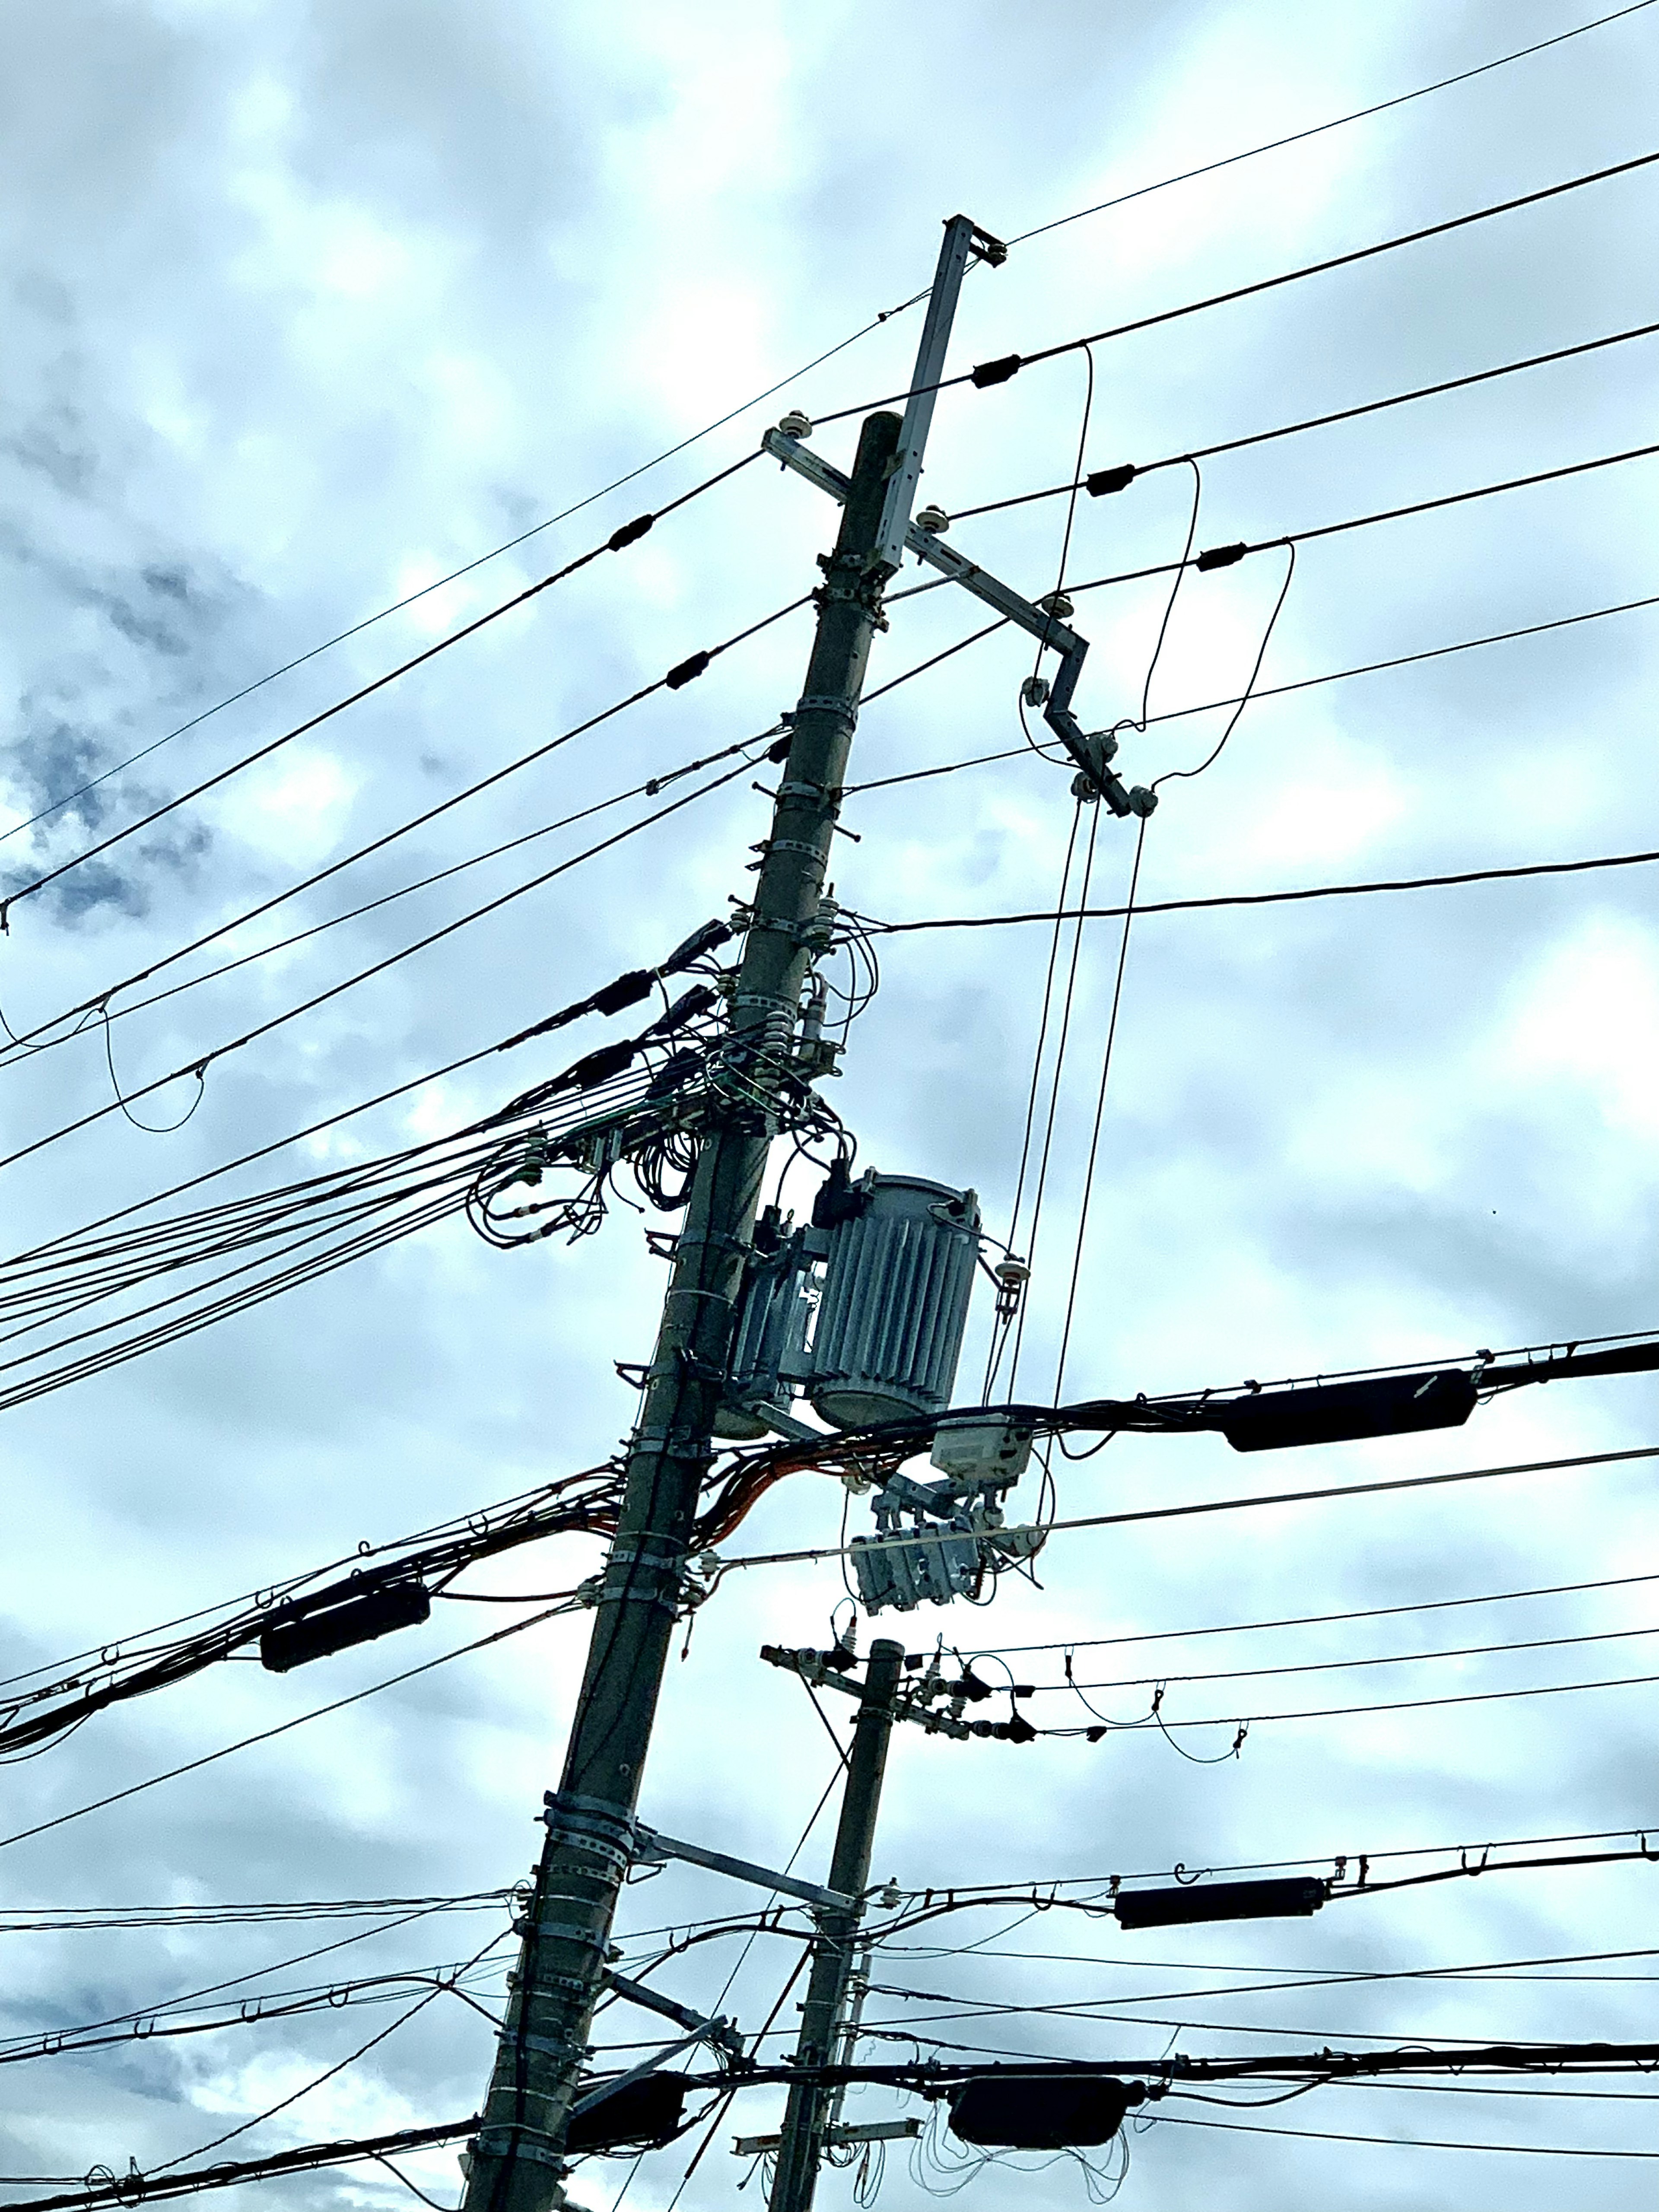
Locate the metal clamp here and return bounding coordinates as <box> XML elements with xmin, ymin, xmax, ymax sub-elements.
<box><xmin>540</xmin><ymin>1794</ymin><xmax>638</xmax><ymax>1876</ymax></box>
<box><xmin>501</xmin><ymin>2030</ymin><xmax>590</xmax><ymax>2061</ymax></box>
<box><xmin>794</xmin><ymin>693</ymin><xmax>859</xmax><ymax>725</ymax></box>
<box><xmin>471</xmin><ymin>2128</ymin><xmax>569</xmax><ymax>2172</ymax></box>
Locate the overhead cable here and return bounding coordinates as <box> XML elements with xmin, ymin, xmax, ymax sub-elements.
<box><xmin>714</xmin><ymin>1440</ymin><xmax>1659</xmax><ymax>1575</ymax></box>
<box><xmin>1107</xmin><ymin>1659</ymin><xmax>1659</xmax><ymax>1735</ymax></box>
<box><xmin>0</xmin><ymin>2120</ymin><xmax>479</xmax><ymax>2212</ymax></box>
<box><xmin>1018</xmin><ymin>1612</ymin><xmax>1659</xmax><ymax>1694</ymax></box>
<box><xmin>0</xmin><ymin>454</ymin><xmax>763</xmax><ymax>924</ymax></box>
<box><xmin>0</xmin><ymin>734</ymin><xmax>768</xmax><ymax>1071</ymax></box>
<box><xmin>947</xmin><ymin>316</ymin><xmax>1659</xmax><ymax>522</ymax></box>
<box><xmin>0</xmin><ymin>271</ymin><xmax>941</xmax><ymax>855</ymax></box>
<box><xmin>0</xmin><ymin>601</ymin><xmax>1010</xmax><ymax>1367</ymax></box>
<box><xmin>0</xmin><ymin>1601</ymin><xmax>572</xmax><ymax>1857</ymax></box>
<box><xmin>0</xmin><ymin>1455</ymin><xmax>614</xmax><ymax>1752</ymax></box>
<box><xmin>0</xmin><ymin>1891</ymin><xmax>511</xmax><ymax>1933</ymax></box>
<box><xmin>867</xmin><ymin>837</ymin><xmax>1659</xmax><ymax>936</ymax></box>
<box><xmin>1156</xmin><ymin>2110</ymin><xmax>1659</xmax><ymax>2159</ymax></box>
<box><xmin>8</xmin><ymin>11</ymin><xmax>1648</xmax><ymax>862</ymax></box>
<box><xmin>0</xmin><ymin>1956</ymin><xmax>507</xmax><ymax>2072</ymax></box>
<box><xmin>811</xmin><ymin>144</ymin><xmax>1659</xmax><ymax>426</ymax></box>
<box><xmin>1005</xmin><ymin>1</ymin><xmax>1659</xmax><ymax>244</ymax></box>
<box><xmin>845</xmin><ymin>587</ymin><xmax>1659</xmax><ymax>796</ymax></box>
<box><xmin>978</xmin><ymin>1561</ymin><xmax>1659</xmax><ymax>1654</ymax></box>
<box><xmin>1059</xmin><ymin>435</ymin><xmax>1659</xmax><ymax>600</ymax></box>
<box><xmin>0</xmin><ymin>623</ymin><xmax>807</xmax><ymax>1173</ymax></box>
<box><xmin>1</xmin><ymin>587</ymin><xmax>1005</xmax><ymax>1070</ymax></box>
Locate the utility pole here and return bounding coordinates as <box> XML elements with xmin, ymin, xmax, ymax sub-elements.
<box><xmin>767</xmin><ymin>1638</ymin><xmax>903</xmax><ymax>2212</ymax></box>
<box><xmin>461</xmin><ymin>216</ymin><xmax>998</xmax><ymax>2212</ymax></box>
<box><xmin>462</xmin><ymin>406</ymin><xmax>900</xmax><ymax>2212</ymax></box>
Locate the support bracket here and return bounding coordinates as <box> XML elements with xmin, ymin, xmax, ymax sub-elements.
<box><xmin>763</xmin><ymin>430</ymin><xmax>1153</xmax><ymax>816</ymax></box>
<box><xmin>630</xmin><ymin>1817</ymin><xmax>856</xmax><ymax>1915</ymax></box>
<box><xmin>606</xmin><ymin>1969</ymin><xmax>746</xmax><ymax>2059</ymax></box>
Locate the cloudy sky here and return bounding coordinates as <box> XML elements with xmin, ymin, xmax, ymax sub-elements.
<box><xmin>3</xmin><ymin>1</ymin><xmax>1659</xmax><ymax>2206</ymax></box>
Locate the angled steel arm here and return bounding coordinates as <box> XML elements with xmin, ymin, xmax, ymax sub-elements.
<box><xmin>763</xmin><ymin>429</ymin><xmax>1085</xmax><ymax>658</ymax></box>
<box><xmin>633</xmin><ymin>1820</ymin><xmax>856</xmax><ymax>1915</ymax></box>
<box><xmin>606</xmin><ymin>1969</ymin><xmax>745</xmax><ymax>2058</ymax></box>
<box><xmin>763</xmin><ymin>427</ymin><xmax>1153</xmax><ymax>815</ymax></box>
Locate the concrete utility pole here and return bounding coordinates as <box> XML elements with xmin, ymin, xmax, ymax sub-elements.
<box><xmin>766</xmin><ymin>1639</ymin><xmax>903</xmax><ymax>2212</ymax></box>
<box><xmin>461</xmin><ymin>216</ymin><xmax>991</xmax><ymax>2212</ymax></box>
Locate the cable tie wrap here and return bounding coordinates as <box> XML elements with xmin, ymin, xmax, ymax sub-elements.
<box><xmin>1196</xmin><ymin>541</ymin><xmax>1249</xmax><ymax>572</ymax></box>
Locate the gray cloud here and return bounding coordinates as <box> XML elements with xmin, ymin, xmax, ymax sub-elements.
<box><xmin>0</xmin><ymin>3</ymin><xmax>1658</xmax><ymax>2208</ymax></box>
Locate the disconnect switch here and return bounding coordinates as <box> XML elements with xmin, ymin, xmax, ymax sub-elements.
<box><xmin>849</xmin><ymin>1522</ymin><xmax>982</xmax><ymax>1612</ymax></box>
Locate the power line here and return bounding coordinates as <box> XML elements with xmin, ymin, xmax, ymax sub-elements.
<box><xmin>0</xmin><ymin>1954</ymin><xmax>508</xmax><ymax>2071</ymax></box>
<box><xmin>0</xmin><ymin>1900</ymin><xmax>492</xmax><ymax>2065</ymax></box>
<box><xmin>867</xmin><ymin>836</ymin><xmax>1659</xmax><ymax>937</ymax></box>
<box><xmin>0</xmin><ymin>601</ymin><xmax>1012</xmax><ymax>1408</ymax></box>
<box><xmin>1018</xmin><ymin>1614</ymin><xmax>1659</xmax><ymax>1694</ymax></box>
<box><xmin>0</xmin><ymin>281</ymin><xmax>940</xmax><ymax>855</ymax></box>
<box><xmin>0</xmin><ymin>455</ymin><xmax>762</xmax><ymax>923</ymax></box>
<box><xmin>0</xmin><ymin>554</ymin><xmax>1003</xmax><ymax>1165</ymax></box>
<box><xmin>1116</xmin><ymin>1659</ymin><xmax>1659</xmax><ymax>1735</ymax></box>
<box><xmin>0</xmin><ymin>2120</ymin><xmax>479</xmax><ymax>2212</ymax></box>
<box><xmin>812</xmin><ymin>144</ymin><xmax>1659</xmax><ymax>426</ymax></box>
<box><xmin>863</xmin><ymin>1820</ymin><xmax>1659</xmax><ymax>1916</ymax></box>
<box><xmin>867</xmin><ymin>1943</ymin><xmax>1659</xmax><ymax>2017</ymax></box>
<box><xmin>1059</xmin><ymin>435</ymin><xmax>1659</xmax><ymax>597</ymax></box>
<box><xmin>1154</xmin><ymin>2110</ymin><xmax>1659</xmax><ymax>2159</ymax></box>
<box><xmin>0</xmin><ymin>1891</ymin><xmax>511</xmax><ymax>1933</ymax></box>
<box><xmin>9</xmin><ymin>8</ymin><xmax>1648</xmax><ymax>865</ymax></box>
<box><xmin>2</xmin><ymin>594</ymin><xmax>1011</xmax><ymax>1074</ymax></box>
<box><xmin>0</xmin><ymin>607</ymin><xmax>794</xmax><ymax>1094</ymax></box>
<box><xmin>948</xmin><ymin>316</ymin><xmax>1659</xmax><ymax>522</ymax></box>
<box><xmin>845</xmin><ymin>586</ymin><xmax>1659</xmax><ymax>797</ymax></box>
<box><xmin>0</xmin><ymin>1460</ymin><xmax>584</xmax><ymax>1700</ymax></box>
<box><xmin>0</xmin><ymin>1601</ymin><xmax>572</xmax><ymax>1857</ymax></box>
<box><xmin>0</xmin><ymin>620</ymin><xmax>806</xmax><ymax>1175</ymax></box>
<box><xmin>0</xmin><ymin>1450</ymin><xmax>615</xmax><ymax>1752</ymax></box>
<box><xmin>1</xmin><ymin>725</ymin><xmax>780</xmax><ymax>1070</ymax></box>
<box><xmin>149</xmin><ymin>1949</ymin><xmax>486</xmax><ymax>2179</ymax></box>
<box><xmin>1004</xmin><ymin>1</ymin><xmax>1659</xmax><ymax>245</ymax></box>
<box><xmin>968</xmin><ymin>1563</ymin><xmax>1659</xmax><ymax>1654</ymax></box>
<box><xmin>715</xmin><ymin>1440</ymin><xmax>1659</xmax><ymax>1577</ymax></box>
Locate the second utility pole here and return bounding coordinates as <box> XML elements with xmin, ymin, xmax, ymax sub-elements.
<box><xmin>767</xmin><ymin>1639</ymin><xmax>904</xmax><ymax>2212</ymax></box>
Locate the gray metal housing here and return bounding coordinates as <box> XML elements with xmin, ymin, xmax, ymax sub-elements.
<box><xmin>807</xmin><ymin>1174</ymin><xmax>980</xmax><ymax>1429</ymax></box>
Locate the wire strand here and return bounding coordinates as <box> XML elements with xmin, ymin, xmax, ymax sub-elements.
<box><xmin>1053</xmin><ymin>814</ymin><xmax>1147</xmax><ymax>1401</ymax></box>
<box><xmin>843</xmin><ymin>586</ymin><xmax>1659</xmax><ymax>797</ymax></box>
<box><xmin>811</xmin><ymin>145</ymin><xmax>1659</xmax><ymax>428</ymax></box>
<box><xmin>1004</xmin><ymin>2</ymin><xmax>1659</xmax><ymax>244</ymax></box>
<box><xmin>949</xmin><ymin>316</ymin><xmax>1659</xmax><ymax>521</ymax></box>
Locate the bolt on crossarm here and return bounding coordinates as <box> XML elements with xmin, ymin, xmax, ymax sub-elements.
<box><xmin>767</xmin><ymin>1638</ymin><xmax>904</xmax><ymax>2212</ymax></box>
<box><xmin>459</xmin><ymin>410</ymin><xmax>905</xmax><ymax>2212</ymax></box>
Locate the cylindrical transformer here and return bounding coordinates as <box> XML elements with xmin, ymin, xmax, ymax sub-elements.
<box><xmin>807</xmin><ymin>1173</ymin><xmax>981</xmax><ymax>1430</ymax></box>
